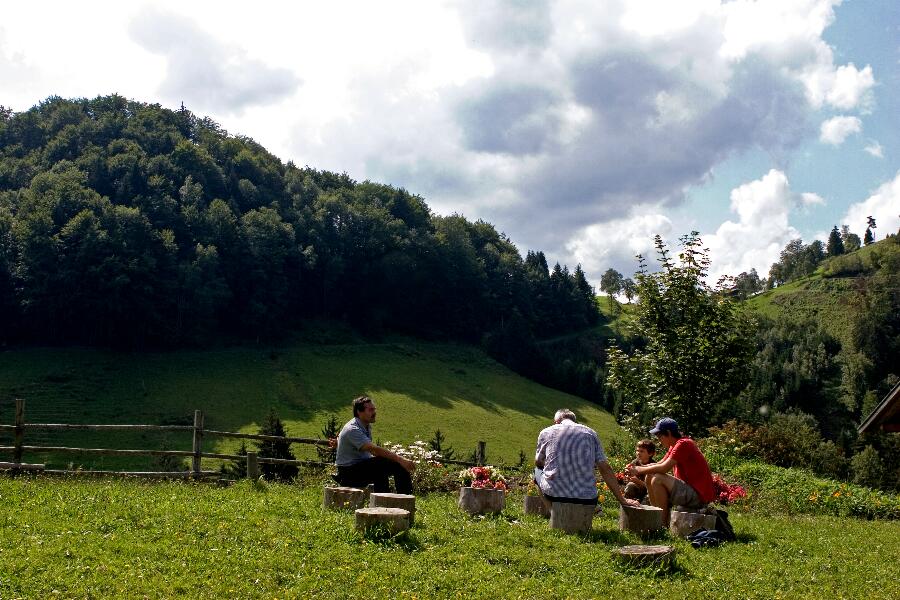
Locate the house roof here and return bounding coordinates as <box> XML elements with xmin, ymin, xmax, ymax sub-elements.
<box><xmin>858</xmin><ymin>381</ymin><xmax>900</xmax><ymax>434</ymax></box>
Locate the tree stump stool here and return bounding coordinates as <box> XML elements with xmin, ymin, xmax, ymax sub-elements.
<box><xmin>458</xmin><ymin>487</ymin><xmax>505</xmax><ymax>515</ymax></box>
<box><xmin>369</xmin><ymin>493</ymin><xmax>416</xmax><ymax>525</ymax></box>
<box><xmin>354</xmin><ymin>507</ymin><xmax>410</xmax><ymax>535</ymax></box>
<box><xmin>523</xmin><ymin>495</ymin><xmax>550</xmax><ymax>518</ymax></box>
<box><xmin>618</xmin><ymin>504</ymin><xmax>664</xmax><ymax>536</ymax></box>
<box><xmin>323</xmin><ymin>486</ymin><xmax>367</xmax><ymax>510</ymax></box>
<box><xmin>612</xmin><ymin>545</ymin><xmax>676</xmax><ymax>569</ymax></box>
<box><xmin>670</xmin><ymin>508</ymin><xmax>717</xmax><ymax>538</ymax></box>
<box><xmin>549</xmin><ymin>502</ymin><xmax>594</xmax><ymax>533</ymax></box>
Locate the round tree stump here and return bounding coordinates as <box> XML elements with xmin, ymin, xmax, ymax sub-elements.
<box><xmin>523</xmin><ymin>495</ymin><xmax>550</xmax><ymax>518</ymax></box>
<box><xmin>354</xmin><ymin>507</ymin><xmax>410</xmax><ymax>535</ymax></box>
<box><xmin>458</xmin><ymin>487</ymin><xmax>505</xmax><ymax>515</ymax></box>
<box><xmin>323</xmin><ymin>486</ymin><xmax>367</xmax><ymax>510</ymax></box>
<box><xmin>370</xmin><ymin>493</ymin><xmax>416</xmax><ymax>525</ymax></box>
<box><xmin>670</xmin><ymin>509</ymin><xmax>717</xmax><ymax>537</ymax></box>
<box><xmin>612</xmin><ymin>545</ymin><xmax>676</xmax><ymax>569</ymax></box>
<box><xmin>549</xmin><ymin>502</ymin><xmax>594</xmax><ymax>533</ymax></box>
<box><xmin>618</xmin><ymin>504</ymin><xmax>664</xmax><ymax>535</ymax></box>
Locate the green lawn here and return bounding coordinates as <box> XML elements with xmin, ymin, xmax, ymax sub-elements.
<box><xmin>0</xmin><ymin>342</ymin><xmax>626</xmax><ymax>470</ymax></box>
<box><xmin>1</xmin><ymin>477</ymin><xmax>897</xmax><ymax>599</ymax></box>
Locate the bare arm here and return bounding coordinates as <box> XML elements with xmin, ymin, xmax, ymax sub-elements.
<box><xmin>360</xmin><ymin>442</ymin><xmax>416</xmax><ymax>473</ymax></box>
<box><xmin>629</xmin><ymin>456</ymin><xmax>676</xmax><ymax>477</ymax></box>
<box><xmin>598</xmin><ymin>461</ymin><xmax>639</xmax><ymax>506</ymax></box>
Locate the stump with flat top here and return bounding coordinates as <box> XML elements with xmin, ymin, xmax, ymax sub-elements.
<box><xmin>549</xmin><ymin>502</ymin><xmax>595</xmax><ymax>533</ymax></box>
<box><xmin>458</xmin><ymin>486</ymin><xmax>505</xmax><ymax>515</ymax></box>
<box><xmin>323</xmin><ymin>486</ymin><xmax>367</xmax><ymax>510</ymax></box>
<box><xmin>369</xmin><ymin>492</ymin><xmax>416</xmax><ymax>524</ymax></box>
<box><xmin>354</xmin><ymin>507</ymin><xmax>410</xmax><ymax>535</ymax></box>
<box><xmin>618</xmin><ymin>504</ymin><xmax>664</xmax><ymax>535</ymax></box>
<box><xmin>613</xmin><ymin>545</ymin><xmax>676</xmax><ymax>569</ymax></box>
<box><xmin>523</xmin><ymin>495</ymin><xmax>550</xmax><ymax>518</ymax></box>
<box><xmin>669</xmin><ymin>509</ymin><xmax>717</xmax><ymax>538</ymax></box>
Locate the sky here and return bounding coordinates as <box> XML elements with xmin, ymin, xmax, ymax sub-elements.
<box><xmin>2</xmin><ymin>0</ymin><xmax>898</xmax><ymax>285</ymax></box>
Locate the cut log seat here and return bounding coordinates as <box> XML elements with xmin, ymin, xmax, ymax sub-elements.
<box><xmin>354</xmin><ymin>507</ymin><xmax>410</xmax><ymax>535</ymax></box>
<box><xmin>323</xmin><ymin>486</ymin><xmax>367</xmax><ymax>510</ymax></box>
<box><xmin>549</xmin><ymin>501</ymin><xmax>594</xmax><ymax>533</ymax></box>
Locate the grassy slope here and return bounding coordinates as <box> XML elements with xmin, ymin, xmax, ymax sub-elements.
<box><xmin>744</xmin><ymin>238</ymin><xmax>894</xmax><ymax>343</ymax></box>
<box><xmin>1</xmin><ymin>477</ymin><xmax>897</xmax><ymax>599</ymax></box>
<box><xmin>0</xmin><ymin>342</ymin><xmax>627</xmax><ymax>469</ymax></box>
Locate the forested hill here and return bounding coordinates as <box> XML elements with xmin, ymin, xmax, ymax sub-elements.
<box><xmin>0</xmin><ymin>95</ymin><xmax>599</xmax><ymax>349</ymax></box>
<box><xmin>739</xmin><ymin>236</ymin><xmax>899</xmax><ymax>442</ymax></box>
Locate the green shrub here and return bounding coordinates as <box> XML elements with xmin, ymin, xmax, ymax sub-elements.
<box><xmin>852</xmin><ymin>445</ymin><xmax>885</xmax><ymax>488</ymax></box>
<box><xmin>727</xmin><ymin>460</ymin><xmax>900</xmax><ymax>519</ymax></box>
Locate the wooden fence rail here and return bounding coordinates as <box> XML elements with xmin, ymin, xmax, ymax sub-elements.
<box><xmin>1</xmin><ymin>399</ymin><xmax>489</xmax><ymax>479</ymax></box>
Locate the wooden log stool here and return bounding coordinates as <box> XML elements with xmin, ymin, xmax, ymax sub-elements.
<box><xmin>549</xmin><ymin>502</ymin><xmax>594</xmax><ymax>533</ymax></box>
<box><xmin>612</xmin><ymin>545</ymin><xmax>676</xmax><ymax>569</ymax></box>
<box><xmin>618</xmin><ymin>504</ymin><xmax>664</xmax><ymax>536</ymax></box>
<box><xmin>323</xmin><ymin>486</ymin><xmax>367</xmax><ymax>510</ymax></box>
<box><xmin>354</xmin><ymin>507</ymin><xmax>410</xmax><ymax>535</ymax></box>
<box><xmin>523</xmin><ymin>495</ymin><xmax>550</xmax><ymax>518</ymax></box>
<box><xmin>369</xmin><ymin>492</ymin><xmax>416</xmax><ymax>525</ymax></box>
<box><xmin>669</xmin><ymin>507</ymin><xmax>717</xmax><ymax>538</ymax></box>
<box><xmin>458</xmin><ymin>487</ymin><xmax>505</xmax><ymax>515</ymax></box>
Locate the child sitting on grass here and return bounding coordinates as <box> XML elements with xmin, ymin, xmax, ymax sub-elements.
<box><xmin>623</xmin><ymin>439</ymin><xmax>656</xmax><ymax>502</ymax></box>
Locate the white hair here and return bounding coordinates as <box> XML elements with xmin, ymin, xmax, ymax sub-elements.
<box><xmin>554</xmin><ymin>409</ymin><xmax>576</xmax><ymax>423</ymax></box>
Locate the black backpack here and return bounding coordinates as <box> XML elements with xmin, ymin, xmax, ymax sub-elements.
<box><xmin>713</xmin><ymin>508</ymin><xmax>736</xmax><ymax>541</ymax></box>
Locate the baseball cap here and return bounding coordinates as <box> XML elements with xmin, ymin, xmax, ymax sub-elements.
<box><xmin>649</xmin><ymin>417</ymin><xmax>679</xmax><ymax>436</ymax></box>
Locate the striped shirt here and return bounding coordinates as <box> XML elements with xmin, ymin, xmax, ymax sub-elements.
<box><xmin>535</xmin><ymin>419</ymin><xmax>607</xmax><ymax>500</ymax></box>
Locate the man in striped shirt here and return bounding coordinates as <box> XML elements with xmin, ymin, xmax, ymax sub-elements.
<box><xmin>534</xmin><ymin>409</ymin><xmax>637</xmax><ymax>509</ymax></box>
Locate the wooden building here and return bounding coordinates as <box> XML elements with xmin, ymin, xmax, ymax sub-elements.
<box><xmin>858</xmin><ymin>381</ymin><xmax>900</xmax><ymax>434</ymax></box>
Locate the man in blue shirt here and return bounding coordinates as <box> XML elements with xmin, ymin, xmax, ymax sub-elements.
<box><xmin>534</xmin><ymin>408</ymin><xmax>636</xmax><ymax>510</ymax></box>
<box><xmin>335</xmin><ymin>396</ymin><xmax>415</xmax><ymax>493</ymax></box>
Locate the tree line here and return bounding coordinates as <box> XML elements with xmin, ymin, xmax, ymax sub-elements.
<box><xmin>0</xmin><ymin>96</ymin><xmax>599</xmax><ymax>353</ymax></box>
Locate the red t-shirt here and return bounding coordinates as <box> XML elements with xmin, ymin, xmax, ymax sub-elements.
<box><xmin>663</xmin><ymin>437</ymin><xmax>714</xmax><ymax>504</ymax></box>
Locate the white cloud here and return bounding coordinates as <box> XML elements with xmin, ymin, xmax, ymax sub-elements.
<box><xmin>864</xmin><ymin>140</ymin><xmax>884</xmax><ymax>158</ymax></box>
<box><xmin>840</xmin><ymin>171</ymin><xmax>900</xmax><ymax>238</ymax></box>
<box><xmin>703</xmin><ymin>170</ymin><xmax>801</xmax><ymax>281</ymax></box>
<box><xmin>801</xmin><ymin>192</ymin><xmax>826</xmax><ymax>206</ymax></box>
<box><xmin>566</xmin><ymin>212</ymin><xmax>674</xmax><ymax>284</ymax></box>
<box><xmin>819</xmin><ymin>116</ymin><xmax>862</xmax><ymax>145</ymax></box>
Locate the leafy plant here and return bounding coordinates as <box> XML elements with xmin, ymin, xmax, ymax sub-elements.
<box><xmin>607</xmin><ymin>233</ymin><xmax>754</xmax><ymax>436</ymax></box>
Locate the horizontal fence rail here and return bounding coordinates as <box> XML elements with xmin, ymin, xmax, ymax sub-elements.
<box><xmin>0</xmin><ymin>399</ymin><xmax>490</xmax><ymax>480</ymax></box>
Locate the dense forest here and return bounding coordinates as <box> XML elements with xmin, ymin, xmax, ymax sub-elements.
<box><xmin>0</xmin><ymin>96</ymin><xmax>600</xmax><ymax>358</ymax></box>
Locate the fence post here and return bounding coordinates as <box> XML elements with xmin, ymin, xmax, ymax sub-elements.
<box><xmin>246</xmin><ymin>452</ymin><xmax>259</xmax><ymax>480</ymax></box>
<box><xmin>192</xmin><ymin>410</ymin><xmax>204</xmax><ymax>477</ymax></box>
<box><xmin>13</xmin><ymin>399</ymin><xmax>24</xmax><ymax>465</ymax></box>
<box><xmin>476</xmin><ymin>441</ymin><xmax>486</xmax><ymax>466</ymax></box>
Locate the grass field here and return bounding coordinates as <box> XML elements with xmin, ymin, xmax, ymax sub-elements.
<box><xmin>1</xmin><ymin>477</ymin><xmax>897</xmax><ymax>599</ymax></box>
<box><xmin>0</xmin><ymin>342</ymin><xmax>626</xmax><ymax>470</ymax></box>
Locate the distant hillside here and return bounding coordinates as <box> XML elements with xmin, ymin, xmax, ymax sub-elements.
<box><xmin>746</xmin><ymin>236</ymin><xmax>899</xmax><ymax>347</ymax></box>
<box><xmin>0</xmin><ymin>341</ymin><xmax>628</xmax><ymax>470</ymax></box>
<box><xmin>739</xmin><ymin>235</ymin><xmax>899</xmax><ymax>443</ymax></box>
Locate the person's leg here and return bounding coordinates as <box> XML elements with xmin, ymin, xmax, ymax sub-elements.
<box><xmin>337</xmin><ymin>460</ymin><xmax>378</xmax><ymax>489</ymax></box>
<box><xmin>646</xmin><ymin>473</ymin><xmax>678</xmax><ymax>525</ymax></box>
<box><xmin>370</xmin><ymin>457</ymin><xmax>412</xmax><ymax>493</ymax></box>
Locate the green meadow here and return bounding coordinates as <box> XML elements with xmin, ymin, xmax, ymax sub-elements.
<box><xmin>0</xmin><ymin>342</ymin><xmax>626</xmax><ymax>470</ymax></box>
<box><xmin>1</xmin><ymin>477</ymin><xmax>897</xmax><ymax>599</ymax></box>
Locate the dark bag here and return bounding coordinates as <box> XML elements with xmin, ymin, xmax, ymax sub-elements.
<box><xmin>714</xmin><ymin>508</ymin><xmax>736</xmax><ymax>541</ymax></box>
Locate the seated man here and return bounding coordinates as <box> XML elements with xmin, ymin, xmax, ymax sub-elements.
<box><xmin>625</xmin><ymin>417</ymin><xmax>714</xmax><ymax>525</ymax></box>
<box><xmin>535</xmin><ymin>408</ymin><xmax>637</xmax><ymax>510</ymax></box>
<box><xmin>334</xmin><ymin>396</ymin><xmax>415</xmax><ymax>494</ymax></box>
<box><xmin>623</xmin><ymin>439</ymin><xmax>656</xmax><ymax>502</ymax></box>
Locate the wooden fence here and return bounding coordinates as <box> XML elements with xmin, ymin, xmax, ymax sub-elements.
<box><xmin>0</xmin><ymin>399</ymin><xmax>487</xmax><ymax>479</ymax></box>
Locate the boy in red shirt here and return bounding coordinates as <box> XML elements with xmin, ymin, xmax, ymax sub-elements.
<box><xmin>625</xmin><ymin>417</ymin><xmax>714</xmax><ymax>526</ymax></box>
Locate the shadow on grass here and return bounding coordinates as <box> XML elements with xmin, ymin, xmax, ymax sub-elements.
<box><xmin>734</xmin><ymin>532</ymin><xmax>758</xmax><ymax>544</ymax></box>
<box><xmin>359</xmin><ymin>526</ymin><xmax>423</xmax><ymax>553</ymax></box>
